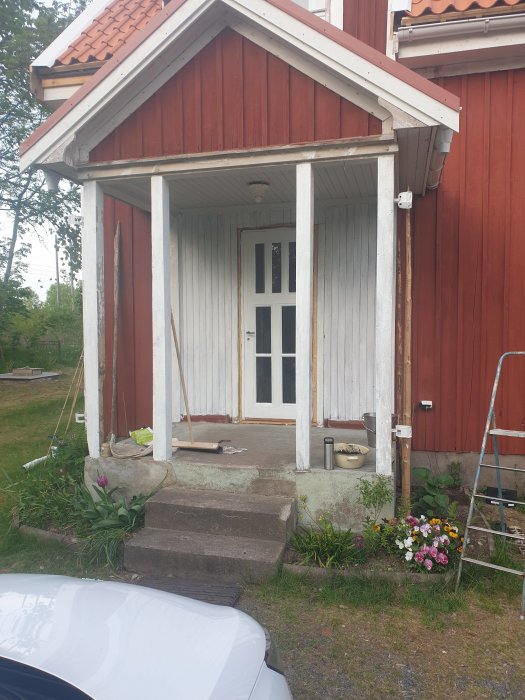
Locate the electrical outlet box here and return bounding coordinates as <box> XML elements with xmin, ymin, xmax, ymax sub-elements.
<box><xmin>420</xmin><ymin>400</ymin><xmax>433</xmax><ymax>411</ymax></box>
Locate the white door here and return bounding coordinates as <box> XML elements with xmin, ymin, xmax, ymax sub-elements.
<box><xmin>242</xmin><ymin>228</ymin><xmax>296</xmax><ymax>419</ymax></box>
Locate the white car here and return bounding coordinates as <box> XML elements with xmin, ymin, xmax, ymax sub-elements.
<box><xmin>0</xmin><ymin>574</ymin><xmax>292</xmax><ymax>699</ymax></box>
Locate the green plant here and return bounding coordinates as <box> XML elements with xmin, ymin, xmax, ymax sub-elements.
<box><xmin>356</xmin><ymin>475</ymin><xmax>394</xmax><ymax>523</ymax></box>
<box><xmin>412</xmin><ymin>467</ymin><xmax>455</xmax><ymax>518</ymax></box>
<box><xmin>291</xmin><ymin>500</ymin><xmax>367</xmax><ymax>568</ymax></box>
<box><xmin>12</xmin><ymin>431</ymin><xmax>87</xmax><ymax>530</ymax></box>
<box><xmin>72</xmin><ymin>483</ymin><xmax>148</xmax><ymax>533</ymax></box>
<box><xmin>447</xmin><ymin>461</ymin><xmax>462</xmax><ymax>489</ymax></box>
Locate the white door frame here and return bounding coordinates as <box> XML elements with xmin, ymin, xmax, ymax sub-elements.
<box><xmin>241</xmin><ymin>226</ymin><xmax>297</xmax><ymax>420</ymax></box>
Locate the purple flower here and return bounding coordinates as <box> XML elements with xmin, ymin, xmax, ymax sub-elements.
<box><xmin>424</xmin><ymin>559</ymin><xmax>433</xmax><ymax>571</ymax></box>
<box><xmin>354</xmin><ymin>535</ymin><xmax>365</xmax><ymax>550</ymax></box>
<box><xmin>96</xmin><ymin>474</ymin><xmax>109</xmax><ymax>489</ymax></box>
<box><xmin>405</xmin><ymin>516</ymin><xmax>419</xmax><ymax>527</ymax></box>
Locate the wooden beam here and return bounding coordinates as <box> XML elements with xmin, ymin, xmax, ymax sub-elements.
<box><xmin>151</xmin><ymin>175</ymin><xmax>172</xmax><ymax>461</ymax></box>
<box><xmin>81</xmin><ymin>181</ymin><xmax>104</xmax><ymax>458</ymax></box>
<box><xmin>296</xmin><ymin>162</ymin><xmax>314</xmax><ymax>471</ymax></box>
<box><xmin>375</xmin><ymin>155</ymin><xmax>396</xmax><ymax>476</ymax></box>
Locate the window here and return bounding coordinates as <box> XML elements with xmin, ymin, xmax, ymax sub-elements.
<box><xmin>0</xmin><ymin>657</ymin><xmax>94</xmax><ymax>700</ymax></box>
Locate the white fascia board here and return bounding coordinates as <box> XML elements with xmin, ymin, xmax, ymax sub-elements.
<box><xmin>20</xmin><ymin>0</ymin><xmax>219</xmax><ymax>171</ymax></box>
<box><xmin>397</xmin><ymin>19</ymin><xmax>525</xmax><ymax>69</ymax></box>
<box><xmin>33</xmin><ymin>0</ymin><xmax>113</xmax><ymax>68</ymax></box>
<box><xmin>226</xmin><ymin>0</ymin><xmax>459</xmax><ymax>131</ymax></box>
<box><xmin>21</xmin><ymin>0</ymin><xmax>458</xmax><ymax>172</ymax></box>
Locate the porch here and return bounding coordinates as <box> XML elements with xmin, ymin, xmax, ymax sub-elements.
<box><xmin>85</xmin><ymin>422</ymin><xmax>395</xmax><ymax>531</ymax></box>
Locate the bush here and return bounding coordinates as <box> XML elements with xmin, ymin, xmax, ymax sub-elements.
<box><xmin>412</xmin><ymin>467</ymin><xmax>455</xmax><ymax>518</ymax></box>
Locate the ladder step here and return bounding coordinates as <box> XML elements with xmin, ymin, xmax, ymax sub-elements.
<box><xmin>461</xmin><ymin>557</ymin><xmax>525</xmax><ymax>577</ymax></box>
<box><xmin>480</xmin><ymin>463</ymin><xmax>525</xmax><ymax>474</ymax></box>
<box><xmin>474</xmin><ymin>493</ymin><xmax>525</xmax><ymax>507</ymax></box>
<box><xmin>467</xmin><ymin>525</ymin><xmax>525</xmax><ymax>541</ymax></box>
<box><xmin>489</xmin><ymin>428</ymin><xmax>525</xmax><ymax>438</ymax></box>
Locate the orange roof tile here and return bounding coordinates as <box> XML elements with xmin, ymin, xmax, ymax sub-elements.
<box><xmin>409</xmin><ymin>0</ymin><xmax>524</xmax><ymax>16</ymax></box>
<box><xmin>56</xmin><ymin>0</ymin><xmax>162</xmax><ymax>66</ymax></box>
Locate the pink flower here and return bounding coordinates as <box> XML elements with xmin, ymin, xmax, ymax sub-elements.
<box><xmin>96</xmin><ymin>474</ymin><xmax>109</xmax><ymax>489</ymax></box>
<box><xmin>429</xmin><ymin>546</ymin><xmax>438</xmax><ymax>559</ymax></box>
<box><xmin>437</xmin><ymin>553</ymin><xmax>448</xmax><ymax>566</ymax></box>
<box><xmin>424</xmin><ymin>559</ymin><xmax>433</xmax><ymax>571</ymax></box>
<box><xmin>415</xmin><ymin>551</ymin><xmax>425</xmax><ymax>563</ymax></box>
<box><xmin>405</xmin><ymin>516</ymin><xmax>419</xmax><ymax>527</ymax></box>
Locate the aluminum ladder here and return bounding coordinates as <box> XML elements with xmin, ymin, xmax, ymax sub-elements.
<box><xmin>455</xmin><ymin>352</ymin><xmax>525</xmax><ymax>619</ymax></box>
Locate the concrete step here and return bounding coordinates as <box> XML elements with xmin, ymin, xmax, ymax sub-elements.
<box><xmin>145</xmin><ymin>487</ymin><xmax>296</xmax><ymax>540</ymax></box>
<box><xmin>124</xmin><ymin>527</ymin><xmax>285</xmax><ymax>583</ymax></box>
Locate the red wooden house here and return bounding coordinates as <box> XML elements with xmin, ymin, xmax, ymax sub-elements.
<box><xmin>21</xmin><ymin>1</ymin><xmax>525</xmax><ymax>511</ymax></box>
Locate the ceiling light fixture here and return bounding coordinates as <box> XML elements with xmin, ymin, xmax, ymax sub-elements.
<box><xmin>247</xmin><ymin>181</ymin><xmax>270</xmax><ymax>203</ymax></box>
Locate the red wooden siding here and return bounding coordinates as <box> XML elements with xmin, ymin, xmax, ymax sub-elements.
<box><xmin>103</xmin><ymin>197</ymin><xmax>152</xmax><ymax>437</ymax></box>
<box><xmin>343</xmin><ymin>0</ymin><xmax>388</xmax><ymax>54</ymax></box>
<box><xmin>412</xmin><ymin>69</ymin><xmax>525</xmax><ymax>453</ymax></box>
<box><xmin>89</xmin><ymin>29</ymin><xmax>381</xmax><ymax>162</ymax></box>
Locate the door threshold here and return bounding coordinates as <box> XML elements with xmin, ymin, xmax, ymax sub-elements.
<box><xmin>241</xmin><ymin>418</ymin><xmax>296</xmax><ymax>426</ymax></box>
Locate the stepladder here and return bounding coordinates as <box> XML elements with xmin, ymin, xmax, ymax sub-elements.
<box><xmin>455</xmin><ymin>352</ymin><xmax>525</xmax><ymax>619</ymax></box>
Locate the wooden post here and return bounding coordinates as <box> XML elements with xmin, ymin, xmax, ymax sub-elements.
<box><xmin>401</xmin><ymin>206</ymin><xmax>413</xmax><ymax>503</ymax></box>
<box><xmin>375</xmin><ymin>154</ymin><xmax>395</xmax><ymax>476</ymax></box>
<box><xmin>151</xmin><ymin>175</ymin><xmax>172</xmax><ymax>461</ymax></box>
<box><xmin>81</xmin><ymin>181</ymin><xmax>104</xmax><ymax>458</ymax></box>
<box><xmin>296</xmin><ymin>162</ymin><xmax>314</xmax><ymax>471</ymax></box>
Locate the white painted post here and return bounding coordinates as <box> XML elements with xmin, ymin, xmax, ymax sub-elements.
<box><xmin>151</xmin><ymin>175</ymin><xmax>173</xmax><ymax>461</ymax></box>
<box><xmin>170</xmin><ymin>214</ymin><xmax>181</xmax><ymax>423</ymax></box>
<box><xmin>375</xmin><ymin>155</ymin><xmax>396</xmax><ymax>476</ymax></box>
<box><xmin>296</xmin><ymin>162</ymin><xmax>314</xmax><ymax>470</ymax></box>
<box><xmin>328</xmin><ymin>0</ymin><xmax>344</xmax><ymax>29</ymax></box>
<box><xmin>81</xmin><ymin>181</ymin><xmax>104</xmax><ymax>458</ymax></box>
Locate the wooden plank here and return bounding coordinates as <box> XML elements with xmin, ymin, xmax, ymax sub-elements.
<box><xmin>267</xmin><ymin>53</ymin><xmax>290</xmax><ymax>147</ymax></box>
<box><xmin>172</xmin><ymin>440</ymin><xmax>221</xmax><ymax>452</ymax></box>
<box><xmin>296</xmin><ymin>162</ymin><xmax>314</xmax><ymax>470</ymax></box>
<box><xmin>289</xmin><ymin>68</ymin><xmax>315</xmax><ymax>144</ymax></box>
<box><xmin>82</xmin><ymin>181</ymin><xmax>105</xmax><ymax>458</ymax></box>
<box><xmin>221</xmin><ymin>29</ymin><xmax>244</xmax><ymax>151</ymax></box>
<box><xmin>151</xmin><ymin>176</ymin><xmax>172</xmax><ymax>461</ymax></box>
<box><xmin>314</xmin><ymin>83</ymin><xmax>341</xmax><ymax>142</ymax></box>
<box><xmin>242</xmin><ymin>39</ymin><xmax>268</xmax><ymax>148</ymax></box>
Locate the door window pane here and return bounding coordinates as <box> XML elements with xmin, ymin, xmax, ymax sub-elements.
<box><xmin>282</xmin><ymin>357</ymin><xmax>296</xmax><ymax>404</ymax></box>
<box><xmin>288</xmin><ymin>242</ymin><xmax>296</xmax><ymax>293</ymax></box>
<box><xmin>255</xmin><ymin>243</ymin><xmax>265</xmax><ymax>293</ymax></box>
<box><xmin>272</xmin><ymin>243</ymin><xmax>282</xmax><ymax>293</ymax></box>
<box><xmin>256</xmin><ymin>357</ymin><xmax>272</xmax><ymax>403</ymax></box>
<box><xmin>282</xmin><ymin>306</ymin><xmax>296</xmax><ymax>354</ymax></box>
<box><xmin>256</xmin><ymin>307</ymin><xmax>271</xmax><ymax>354</ymax></box>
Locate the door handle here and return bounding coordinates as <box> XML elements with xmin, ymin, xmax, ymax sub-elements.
<box><xmin>246</xmin><ymin>331</ymin><xmax>255</xmax><ymax>336</ymax></box>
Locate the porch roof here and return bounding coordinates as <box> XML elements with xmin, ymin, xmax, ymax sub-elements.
<box><xmin>21</xmin><ymin>0</ymin><xmax>460</xmax><ymax>189</ymax></box>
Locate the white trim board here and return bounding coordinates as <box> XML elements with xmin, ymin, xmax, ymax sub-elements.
<box><xmin>21</xmin><ymin>0</ymin><xmax>459</xmax><ymax>173</ymax></box>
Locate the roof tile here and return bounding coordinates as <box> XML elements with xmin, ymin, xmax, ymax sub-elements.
<box><xmin>56</xmin><ymin>0</ymin><xmax>162</xmax><ymax>66</ymax></box>
<box><xmin>409</xmin><ymin>0</ymin><xmax>525</xmax><ymax>17</ymax></box>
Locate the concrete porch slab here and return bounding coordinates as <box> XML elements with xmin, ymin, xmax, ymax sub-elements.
<box><xmin>86</xmin><ymin>423</ymin><xmax>394</xmax><ymax>530</ymax></box>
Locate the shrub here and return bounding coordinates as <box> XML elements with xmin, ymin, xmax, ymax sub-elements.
<box><xmin>356</xmin><ymin>475</ymin><xmax>394</xmax><ymax>524</ymax></box>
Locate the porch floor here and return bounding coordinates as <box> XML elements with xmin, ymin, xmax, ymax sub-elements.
<box><xmin>171</xmin><ymin>422</ymin><xmax>375</xmax><ymax>472</ymax></box>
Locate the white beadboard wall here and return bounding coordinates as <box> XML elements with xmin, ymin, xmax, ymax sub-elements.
<box><xmin>173</xmin><ymin>200</ymin><xmax>376</xmax><ymax>421</ymax></box>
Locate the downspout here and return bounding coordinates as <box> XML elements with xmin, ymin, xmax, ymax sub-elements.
<box><xmin>425</xmin><ymin>126</ymin><xmax>454</xmax><ymax>191</ymax></box>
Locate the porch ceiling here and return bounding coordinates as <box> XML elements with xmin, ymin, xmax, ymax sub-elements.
<box><xmin>101</xmin><ymin>159</ymin><xmax>378</xmax><ymax>212</ymax></box>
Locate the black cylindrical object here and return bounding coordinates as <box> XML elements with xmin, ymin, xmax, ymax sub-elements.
<box><xmin>324</xmin><ymin>437</ymin><xmax>335</xmax><ymax>470</ymax></box>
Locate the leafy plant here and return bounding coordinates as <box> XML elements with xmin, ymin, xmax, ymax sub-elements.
<box><xmin>412</xmin><ymin>467</ymin><xmax>455</xmax><ymax>518</ymax></box>
<box><xmin>447</xmin><ymin>461</ymin><xmax>462</xmax><ymax>490</ymax></box>
<box><xmin>72</xmin><ymin>483</ymin><xmax>148</xmax><ymax>533</ymax></box>
<box><xmin>356</xmin><ymin>475</ymin><xmax>394</xmax><ymax>524</ymax></box>
<box><xmin>291</xmin><ymin>500</ymin><xmax>366</xmax><ymax>568</ymax></box>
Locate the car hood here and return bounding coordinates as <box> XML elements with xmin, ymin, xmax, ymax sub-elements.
<box><xmin>0</xmin><ymin>574</ymin><xmax>266</xmax><ymax>700</ymax></box>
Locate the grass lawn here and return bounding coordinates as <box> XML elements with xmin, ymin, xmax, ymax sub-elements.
<box><xmin>1</xmin><ymin>373</ymin><xmax>524</xmax><ymax>699</ymax></box>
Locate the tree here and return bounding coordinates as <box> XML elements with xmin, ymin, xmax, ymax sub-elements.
<box><xmin>0</xmin><ymin>0</ymin><xmax>86</xmax><ymax>289</ymax></box>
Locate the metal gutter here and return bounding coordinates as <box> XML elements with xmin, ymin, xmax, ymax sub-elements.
<box><xmin>397</xmin><ymin>12</ymin><xmax>525</xmax><ymax>44</ymax></box>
